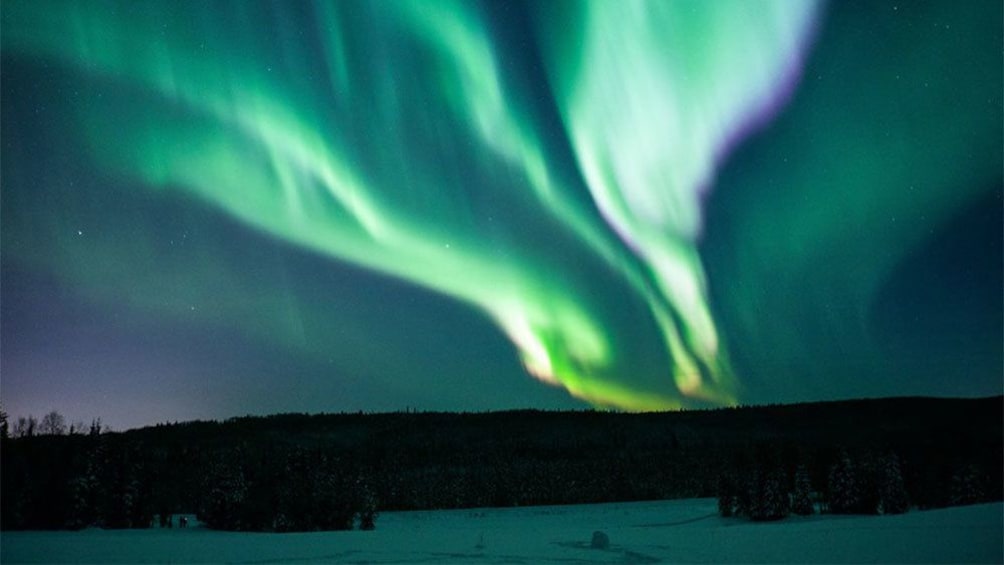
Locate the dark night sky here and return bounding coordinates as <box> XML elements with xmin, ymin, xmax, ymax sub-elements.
<box><xmin>2</xmin><ymin>0</ymin><xmax>1001</xmax><ymax>430</ymax></box>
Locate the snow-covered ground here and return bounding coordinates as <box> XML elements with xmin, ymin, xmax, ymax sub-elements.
<box><xmin>2</xmin><ymin>499</ymin><xmax>1001</xmax><ymax>563</ymax></box>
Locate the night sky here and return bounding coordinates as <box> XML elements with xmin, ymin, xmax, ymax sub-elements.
<box><xmin>2</xmin><ymin>0</ymin><xmax>1001</xmax><ymax>431</ymax></box>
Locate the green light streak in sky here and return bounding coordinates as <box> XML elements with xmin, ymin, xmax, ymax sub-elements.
<box><xmin>2</xmin><ymin>0</ymin><xmax>820</xmax><ymax>410</ymax></box>
<box><xmin>539</xmin><ymin>0</ymin><xmax>819</xmax><ymax>399</ymax></box>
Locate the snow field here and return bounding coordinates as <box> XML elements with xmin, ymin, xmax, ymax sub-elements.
<box><xmin>2</xmin><ymin>498</ymin><xmax>1001</xmax><ymax>563</ymax></box>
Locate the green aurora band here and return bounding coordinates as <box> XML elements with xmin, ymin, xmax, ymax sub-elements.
<box><xmin>4</xmin><ymin>0</ymin><xmax>818</xmax><ymax>409</ymax></box>
<box><xmin>13</xmin><ymin>0</ymin><xmax>991</xmax><ymax>411</ymax></box>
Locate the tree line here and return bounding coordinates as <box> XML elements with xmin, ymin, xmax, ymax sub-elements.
<box><xmin>1</xmin><ymin>416</ymin><xmax>379</xmax><ymax>532</ymax></box>
<box><xmin>716</xmin><ymin>446</ymin><xmax>993</xmax><ymax>522</ymax></box>
<box><xmin>2</xmin><ymin>409</ymin><xmax>106</xmax><ymax>439</ymax></box>
<box><xmin>2</xmin><ymin>396</ymin><xmax>1000</xmax><ymax>531</ymax></box>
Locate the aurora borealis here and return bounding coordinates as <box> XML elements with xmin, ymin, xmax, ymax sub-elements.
<box><xmin>2</xmin><ymin>1</ymin><xmax>1001</xmax><ymax>429</ymax></box>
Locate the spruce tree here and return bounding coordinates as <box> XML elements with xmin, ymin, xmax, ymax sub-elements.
<box><xmin>854</xmin><ymin>456</ymin><xmax>881</xmax><ymax>514</ymax></box>
<box><xmin>950</xmin><ymin>464</ymin><xmax>986</xmax><ymax>506</ymax></box>
<box><xmin>199</xmin><ymin>451</ymin><xmax>248</xmax><ymax>530</ymax></box>
<box><xmin>879</xmin><ymin>453</ymin><xmax>909</xmax><ymax>514</ymax></box>
<box><xmin>758</xmin><ymin>467</ymin><xmax>790</xmax><ymax>521</ymax></box>
<box><xmin>67</xmin><ymin>439</ymin><xmax>102</xmax><ymax>529</ymax></box>
<box><xmin>358</xmin><ymin>480</ymin><xmax>378</xmax><ymax>530</ymax></box>
<box><xmin>744</xmin><ymin>468</ymin><xmax>762</xmax><ymax>521</ymax></box>
<box><xmin>734</xmin><ymin>470</ymin><xmax>753</xmax><ymax>518</ymax></box>
<box><xmin>791</xmin><ymin>463</ymin><xmax>814</xmax><ymax>516</ymax></box>
<box><xmin>828</xmin><ymin>450</ymin><xmax>859</xmax><ymax>514</ymax></box>
<box><xmin>717</xmin><ymin>472</ymin><xmax>736</xmax><ymax>517</ymax></box>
